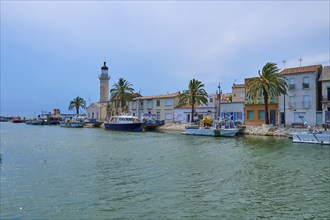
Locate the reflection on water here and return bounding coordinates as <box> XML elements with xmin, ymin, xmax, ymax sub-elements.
<box><xmin>1</xmin><ymin>123</ymin><xmax>329</xmax><ymax>219</ymax></box>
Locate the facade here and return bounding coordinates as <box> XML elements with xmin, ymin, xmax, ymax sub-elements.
<box><xmin>278</xmin><ymin>65</ymin><xmax>323</xmax><ymax>126</ymax></box>
<box><xmin>319</xmin><ymin>66</ymin><xmax>330</xmax><ymax>128</ymax></box>
<box><xmin>108</xmin><ymin>93</ymin><xmax>140</xmax><ymax>117</ymax></box>
<box><xmin>128</xmin><ymin>92</ymin><xmax>180</xmax><ymax>122</ymax></box>
<box><xmin>217</xmin><ymin>83</ymin><xmax>245</xmax><ymax>123</ymax></box>
<box><xmin>231</xmin><ymin>83</ymin><xmax>245</xmax><ymax>102</ymax></box>
<box><xmin>86</xmin><ymin>102</ymin><xmax>108</xmax><ymax>122</ymax></box>
<box><xmin>174</xmin><ymin>94</ymin><xmax>217</xmax><ymax>123</ymax></box>
<box><xmin>244</xmin><ymin>78</ymin><xmax>278</xmax><ymax>126</ymax></box>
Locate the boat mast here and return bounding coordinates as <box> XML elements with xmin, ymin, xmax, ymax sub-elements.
<box><xmin>217</xmin><ymin>82</ymin><xmax>222</xmax><ymax>120</ymax></box>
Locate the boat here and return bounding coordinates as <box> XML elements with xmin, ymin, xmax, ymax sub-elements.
<box><xmin>141</xmin><ymin>114</ymin><xmax>165</xmax><ymax>130</ymax></box>
<box><xmin>292</xmin><ymin>131</ymin><xmax>330</xmax><ymax>145</ymax></box>
<box><xmin>104</xmin><ymin>115</ymin><xmax>144</xmax><ymax>132</ymax></box>
<box><xmin>11</xmin><ymin>118</ymin><xmax>23</xmax><ymax>123</ymax></box>
<box><xmin>26</xmin><ymin>119</ymin><xmax>46</xmax><ymax>125</ymax></box>
<box><xmin>83</xmin><ymin>119</ymin><xmax>103</xmax><ymax>128</ymax></box>
<box><xmin>182</xmin><ymin>117</ymin><xmax>241</xmax><ymax>137</ymax></box>
<box><xmin>59</xmin><ymin>116</ymin><xmax>84</xmax><ymax>128</ymax></box>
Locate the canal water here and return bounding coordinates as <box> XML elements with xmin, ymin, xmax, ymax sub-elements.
<box><xmin>1</xmin><ymin>122</ymin><xmax>329</xmax><ymax>219</ymax></box>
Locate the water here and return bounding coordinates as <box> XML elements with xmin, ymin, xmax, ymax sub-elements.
<box><xmin>1</xmin><ymin>123</ymin><xmax>329</xmax><ymax>219</ymax></box>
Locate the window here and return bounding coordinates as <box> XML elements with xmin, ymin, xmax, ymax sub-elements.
<box><xmin>147</xmin><ymin>100</ymin><xmax>152</xmax><ymax>109</ymax></box>
<box><xmin>165</xmin><ymin>99</ymin><xmax>173</xmax><ymax>106</ymax></box>
<box><xmin>156</xmin><ymin>100</ymin><xmax>160</xmax><ymax>107</ymax></box>
<box><xmin>247</xmin><ymin>110</ymin><xmax>254</xmax><ymax>120</ymax></box>
<box><xmin>303</xmin><ymin>95</ymin><xmax>310</xmax><ymax>108</ymax></box>
<box><xmin>140</xmin><ymin>101</ymin><xmax>144</xmax><ymax>109</ymax></box>
<box><xmin>156</xmin><ymin>112</ymin><xmax>160</xmax><ymax>120</ymax></box>
<box><xmin>289</xmin><ymin>96</ymin><xmax>295</xmax><ymax>107</ymax></box>
<box><xmin>132</xmin><ymin>101</ymin><xmax>136</xmax><ymax>109</ymax></box>
<box><xmin>289</xmin><ymin>78</ymin><xmax>295</xmax><ymax>89</ymax></box>
<box><xmin>236</xmin><ymin>112</ymin><xmax>242</xmax><ymax>120</ymax></box>
<box><xmin>209</xmin><ymin>98</ymin><xmax>213</xmax><ymax>103</ymax></box>
<box><xmin>165</xmin><ymin>113</ymin><xmax>173</xmax><ymax>120</ymax></box>
<box><xmin>258</xmin><ymin>110</ymin><xmax>265</xmax><ymax>120</ymax></box>
<box><xmin>303</xmin><ymin>77</ymin><xmax>309</xmax><ymax>89</ymax></box>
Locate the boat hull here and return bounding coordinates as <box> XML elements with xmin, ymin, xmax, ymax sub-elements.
<box><xmin>292</xmin><ymin>132</ymin><xmax>330</xmax><ymax>145</ymax></box>
<box><xmin>104</xmin><ymin>123</ymin><xmax>144</xmax><ymax>132</ymax></box>
<box><xmin>59</xmin><ymin>122</ymin><xmax>84</xmax><ymax>128</ymax></box>
<box><xmin>182</xmin><ymin>127</ymin><xmax>240</xmax><ymax>137</ymax></box>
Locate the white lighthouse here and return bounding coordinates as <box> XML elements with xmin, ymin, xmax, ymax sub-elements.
<box><xmin>99</xmin><ymin>62</ymin><xmax>110</xmax><ymax>103</ymax></box>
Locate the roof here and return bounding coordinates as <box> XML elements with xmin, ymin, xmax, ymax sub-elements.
<box><xmin>175</xmin><ymin>103</ymin><xmax>211</xmax><ymax>109</ymax></box>
<box><xmin>232</xmin><ymin>83</ymin><xmax>245</xmax><ymax>88</ymax></box>
<box><xmin>280</xmin><ymin>65</ymin><xmax>322</xmax><ymax>75</ymax></box>
<box><xmin>88</xmin><ymin>102</ymin><xmax>107</xmax><ymax>109</ymax></box>
<box><xmin>319</xmin><ymin>66</ymin><xmax>330</xmax><ymax>81</ymax></box>
<box><xmin>133</xmin><ymin>92</ymin><xmax>180</xmax><ymax>100</ymax></box>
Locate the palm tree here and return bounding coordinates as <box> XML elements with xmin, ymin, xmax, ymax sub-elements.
<box><xmin>179</xmin><ymin>79</ymin><xmax>208</xmax><ymax>123</ymax></box>
<box><xmin>68</xmin><ymin>96</ymin><xmax>86</xmax><ymax>115</ymax></box>
<box><xmin>247</xmin><ymin>62</ymin><xmax>287</xmax><ymax>124</ymax></box>
<box><xmin>110</xmin><ymin>78</ymin><xmax>134</xmax><ymax>113</ymax></box>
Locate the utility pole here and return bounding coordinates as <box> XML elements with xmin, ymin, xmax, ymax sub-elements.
<box><xmin>217</xmin><ymin>82</ymin><xmax>222</xmax><ymax>120</ymax></box>
<box><xmin>299</xmin><ymin>58</ymin><xmax>303</xmax><ymax>67</ymax></box>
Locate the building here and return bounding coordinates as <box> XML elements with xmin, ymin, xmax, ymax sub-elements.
<box><xmin>128</xmin><ymin>92</ymin><xmax>180</xmax><ymax>122</ymax></box>
<box><xmin>174</xmin><ymin>94</ymin><xmax>217</xmax><ymax>123</ymax></box>
<box><xmin>278</xmin><ymin>65</ymin><xmax>323</xmax><ymax>126</ymax></box>
<box><xmin>218</xmin><ymin>83</ymin><xmax>245</xmax><ymax>123</ymax></box>
<box><xmin>86</xmin><ymin>102</ymin><xmax>108</xmax><ymax>122</ymax></box>
<box><xmin>319</xmin><ymin>66</ymin><xmax>330</xmax><ymax>128</ymax></box>
<box><xmin>108</xmin><ymin>92</ymin><xmax>140</xmax><ymax>116</ymax></box>
<box><xmin>244</xmin><ymin>78</ymin><xmax>278</xmax><ymax>126</ymax></box>
<box><xmin>86</xmin><ymin>62</ymin><xmax>111</xmax><ymax>122</ymax></box>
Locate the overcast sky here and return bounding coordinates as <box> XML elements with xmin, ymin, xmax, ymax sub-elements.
<box><xmin>1</xmin><ymin>1</ymin><xmax>329</xmax><ymax>116</ymax></box>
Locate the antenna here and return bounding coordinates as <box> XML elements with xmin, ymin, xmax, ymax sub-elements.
<box><xmin>299</xmin><ymin>58</ymin><xmax>303</xmax><ymax>67</ymax></box>
<box><xmin>282</xmin><ymin>60</ymin><xmax>286</xmax><ymax>69</ymax></box>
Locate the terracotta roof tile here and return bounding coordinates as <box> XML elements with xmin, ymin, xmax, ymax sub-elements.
<box><xmin>280</xmin><ymin>65</ymin><xmax>322</xmax><ymax>75</ymax></box>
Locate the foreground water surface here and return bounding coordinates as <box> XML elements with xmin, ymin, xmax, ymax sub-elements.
<box><xmin>1</xmin><ymin>123</ymin><xmax>329</xmax><ymax>219</ymax></box>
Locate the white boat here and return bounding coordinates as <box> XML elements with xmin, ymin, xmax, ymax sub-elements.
<box><xmin>60</xmin><ymin>116</ymin><xmax>84</xmax><ymax>128</ymax></box>
<box><xmin>292</xmin><ymin>131</ymin><xmax>330</xmax><ymax>145</ymax></box>
<box><xmin>182</xmin><ymin>126</ymin><xmax>240</xmax><ymax>137</ymax></box>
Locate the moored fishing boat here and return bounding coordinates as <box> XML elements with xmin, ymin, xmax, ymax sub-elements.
<box><xmin>142</xmin><ymin>114</ymin><xmax>165</xmax><ymax>130</ymax></box>
<box><xmin>59</xmin><ymin>116</ymin><xmax>84</xmax><ymax>128</ymax></box>
<box><xmin>104</xmin><ymin>115</ymin><xmax>144</xmax><ymax>132</ymax></box>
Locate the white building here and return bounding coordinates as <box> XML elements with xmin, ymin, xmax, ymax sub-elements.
<box><xmin>128</xmin><ymin>92</ymin><xmax>180</xmax><ymax>122</ymax></box>
<box><xmin>174</xmin><ymin>94</ymin><xmax>217</xmax><ymax>123</ymax></box>
<box><xmin>319</xmin><ymin>66</ymin><xmax>330</xmax><ymax>128</ymax></box>
<box><xmin>278</xmin><ymin>65</ymin><xmax>323</xmax><ymax>126</ymax></box>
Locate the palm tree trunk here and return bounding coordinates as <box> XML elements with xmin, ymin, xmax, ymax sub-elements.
<box><xmin>263</xmin><ymin>89</ymin><xmax>269</xmax><ymax>124</ymax></box>
<box><xmin>76</xmin><ymin>107</ymin><xmax>79</xmax><ymax>115</ymax></box>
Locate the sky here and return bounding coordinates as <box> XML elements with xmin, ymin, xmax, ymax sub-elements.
<box><xmin>1</xmin><ymin>1</ymin><xmax>329</xmax><ymax>117</ymax></box>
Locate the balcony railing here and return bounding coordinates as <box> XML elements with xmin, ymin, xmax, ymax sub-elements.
<box><xmin>288</xmin><ymin>102</ymin><xmax>296</xmax><ymax>107</ymax></box>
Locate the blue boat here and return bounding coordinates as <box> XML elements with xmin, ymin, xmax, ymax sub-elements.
<box><xmin>104</xmin><ymin>115</ymin><xmax>144</xmax><ymax>132</ymax></box>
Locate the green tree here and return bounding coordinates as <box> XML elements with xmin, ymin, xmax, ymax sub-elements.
<box><xmin>68</xmin><ymin>96</ymin><xmax>86</xmax><ymax>115</ymax></box>
<box><xmin>247</xmin><ymin>62</ymin><xmax>287</xmax><ymax>124</ymax></box>
<box><xmin>110</xmin><ymin>78</ymin><xmax>134</xmax><ymax>113</ymax></box>
<box><xmin>179</xmin><ymin>79</ymin><xmax>208</xmax><ymax>123</ymax></box>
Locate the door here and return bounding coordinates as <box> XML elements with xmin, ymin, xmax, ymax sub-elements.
<box><xmin>270</xmin><ymin>110</ymin><xmax>276</xmax><ymax>125</ymax></box>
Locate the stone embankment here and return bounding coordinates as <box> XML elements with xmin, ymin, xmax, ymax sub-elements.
<box><xmin>159</xmin><ymin>123</ymin><xmax>315</xmax><ymax>137</ymax></box>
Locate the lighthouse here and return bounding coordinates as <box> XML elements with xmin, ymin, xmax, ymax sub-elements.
<box><xmin>99</xmin><ymin>62</ymin><xmax>110</xmax><ymax>103</ymax></box>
